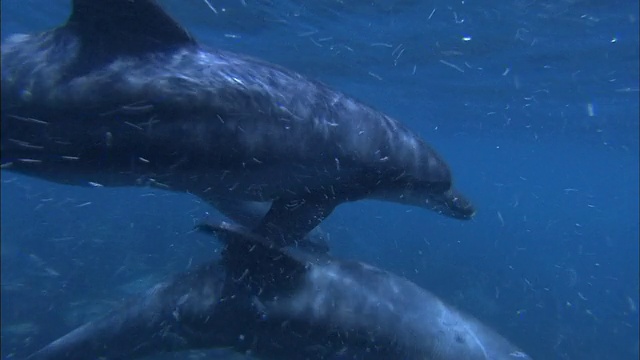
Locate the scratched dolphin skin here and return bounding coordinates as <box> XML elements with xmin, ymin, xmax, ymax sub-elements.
<box><xmin>27</xmin><ymin>221</ymin><xmax>531</xmax><ymax>360</ymax></box>
<box><xmin>1</xmin><ymin>0</ymin><xmax>475</xmax><ymax>246</ymax></box>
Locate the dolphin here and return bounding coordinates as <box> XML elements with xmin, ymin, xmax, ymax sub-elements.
<box><xmin>27</xmin><ymin>221</ymin><xmax>531</xmax><ymax>360</ymax></box>
<box><xmin>1</xmin><ymin>0</ymin><xmax>475</xmax><ymax>246</ymax></box>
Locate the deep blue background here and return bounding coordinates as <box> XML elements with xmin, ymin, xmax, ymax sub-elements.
<box><xmin>1</xmin><ymin>0</ymin><xmax>638</xmax><ymax>359</ymax></box>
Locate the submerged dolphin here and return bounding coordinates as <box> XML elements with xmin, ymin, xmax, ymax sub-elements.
<box><xmin>28</xmin><ymin>221</ymin><xmax>531</xmax><ymax>360</ymax></box>
<box><xmin>1</xmin><ymin>0</ymin><xmax>475</xmax><ymax>246</ymax></box>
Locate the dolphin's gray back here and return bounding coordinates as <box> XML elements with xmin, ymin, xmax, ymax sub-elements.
<box><xmin>27</xmin><ymin>261</ymin><xmax>232</xmax><ymax>360</ymax></box>
<box><xmin>2</xmin><ymin>0</ymin><xmax>471</xmax><ymax>248</ymax></box>
<box><xmin>208</xmin><ymin>222</ymin><xmax>532</xmax><ymax>360</ymax></box>
<box><xmin>2</xmin><ymin>33</ymin><xmax>446</xmax><ymax>179</ymax></box>
<box><xmin>263</xmin><ymin>256</ymin><xmax>532</xmax><ymax>360</ymax></box>
<box><xmin>1</xmin><ymin>0</ymin><xmax>451</xmax><ymax>189</ymax></box>
<box><xmin>27</xmin><ymin>221</ymin><xmax>532</xmax><ymax>360</ymax></box>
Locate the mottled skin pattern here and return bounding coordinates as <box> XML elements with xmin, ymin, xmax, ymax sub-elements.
<box><xmin>27</xmin><ymin>222</ymin><xmax>532</xmax><ymax>360</ymax></box>
<box><xmin>1</xmin><ymin>0</ymin><xmax>475</xmax><ymax>246</ymax></box>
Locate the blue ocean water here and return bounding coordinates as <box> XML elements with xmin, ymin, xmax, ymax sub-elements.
<box><xmin>1</xmin><ymin>0</ymin><xmax>638</xmax><ymax>359</ymax></box>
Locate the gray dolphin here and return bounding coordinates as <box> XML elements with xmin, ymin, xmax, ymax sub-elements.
<box><xmin>1</xmin><ymin>0</ymin><xmax>475</xmax><ymax>246</ymax></box>
<box><xmin>27</xmin><ymin>221</ymin><xmax>531</xmax><ymax>360</ymax></box>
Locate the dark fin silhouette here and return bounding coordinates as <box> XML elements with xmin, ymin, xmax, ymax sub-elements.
<box><xmin>252</xmin><ymin>196</ymin><xmax>340</xmax><ymax>248</ymax></box>
<box><xmin>204</xmin><ymin>197</ymin><xmax>332</xmax><ymax>254</ymax></box>
<box><xmin>62</xmin><ymin>0</ymin><xmax>196</xmax><ymax>74</ymax></box>
<box><xmin>195</xmin><ymin>221</ymin><xmax>307</xmax><ymax>296</ymax></box>
<box><xmin>205</xmin><ymin>197</ymin><xmax>272</xmax><ymax>229</ymax></box>
<box><xmin>196</xmin><ymin>220</ymin><xmax>275</xmax><ymax>251</ymax></box>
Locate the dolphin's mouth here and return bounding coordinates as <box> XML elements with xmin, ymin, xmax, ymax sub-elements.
<box><xmin>451</xmin><ymin>205</ymin><xmax>476</xmax><ymax>220</ymax></box>
<box><xmin>427</xmin><ymin>188</ymin><xmax>476</xmax><ymax>220</ymax></box>
<box><xmin>438</xmin><ymin>202</ymin><xmax>475</xmax><ymax>220</ymax></box>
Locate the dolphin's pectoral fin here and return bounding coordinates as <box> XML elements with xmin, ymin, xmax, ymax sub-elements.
<box><xmin>296</xmin><ymin>231</ymin><xmax>330</xmax><ymax>254</ymax></box>
<box><xmin>204</xmin><ymin>196</ymin><xmax>331</xmax><ymax>254</ymax></box>
<box><xmin>205</xmin><ymin>196</ymin><xmax>272</xmax><ymax>229</ymax></box>
<box><xmin>253</xmin><ymin>196</ymin><xmax>340</xmax><ymax>248</ymax></box>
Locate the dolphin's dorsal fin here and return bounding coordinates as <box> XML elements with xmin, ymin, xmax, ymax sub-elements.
<box><xmin>196</xmin><ymin>221</ymin><xmax>308</xmax><ymax>295</ymax></box>
<box><xmin>196</xmin><ymin>220</ymin><xmax>296</xmax><ymax>265</ymax></box>
<box><xmin>63</xmin><ymin>0</ymin><xmax>196</xmax><ymax>71</ymax></box>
